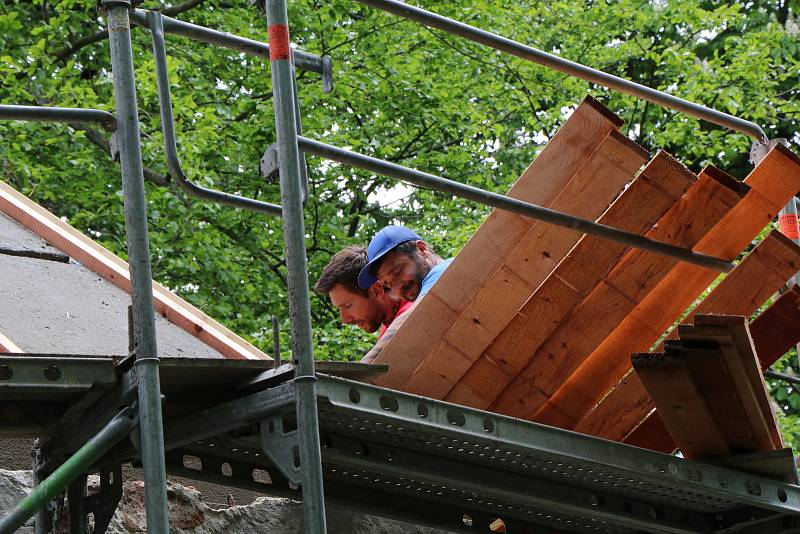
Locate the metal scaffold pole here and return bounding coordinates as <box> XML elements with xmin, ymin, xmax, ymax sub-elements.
<box><xmin>0</xmin><ymin>410</ymin><xmax>136</xmax><ymax>534</ymax></box>
<box><xmin>104</xmin><ymin>1</ymin><xmax>170</xmax><ymax>531</ymax></box>
<box><xmin>778</xmin><ymin>198</ymin><xmax>800</xmax><ymax>367</ymax></box>
<box><xmin>354</xmin><ymin>0</ymin><xmax>767</xmax><ymax>143</ymax></box>
<box><xmin>779</xmin><ymin>199</ymin><xmax>800</xmax><ymax>286</ymax></box>
<box><xmin>265</xmin><ymin>0</ymin><xmax>328</xmax><ymax>532</ymax></box>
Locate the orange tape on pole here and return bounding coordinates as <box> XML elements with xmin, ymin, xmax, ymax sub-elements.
<box><xmin>268</xmin><ymin>24</ymin><xmax>290</xmax><ymax>61</ymax></box>
<box><xmin>779</xmin><ymin>213</ymin><xmax>800</xmax><ymax>240</ymax></box>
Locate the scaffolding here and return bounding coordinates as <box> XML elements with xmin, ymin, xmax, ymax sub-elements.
<box><xmin>0</xmin><ymin>0</ymin><xmax>798</xmax><ymax>532</ymax></box>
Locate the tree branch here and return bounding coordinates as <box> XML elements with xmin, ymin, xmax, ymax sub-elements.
<box><xmin>70</xmin><ymin>122</ymin><xmax>172</xmax><ymax>187</ymax></box>
<box><xmin>51</xmin><ymin>0</ymin><xmax>206</xmax><ymax>60</ymax></box>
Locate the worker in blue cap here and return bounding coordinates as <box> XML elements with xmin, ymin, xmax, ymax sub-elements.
<box><xmin>357</xmin><ymin>225</ymin><xmax>453</xmax><ymax>303</ymax></box>
<box><xmin>358</xmin><ymin>225</ymin><xmax>453</xmax><ymax>362</ymax></box>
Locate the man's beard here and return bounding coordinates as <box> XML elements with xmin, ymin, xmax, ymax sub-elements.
<box><xmin>402</xmin><ymin>253</ymin><xmax>431</xmax><ymax>300</ymax></box>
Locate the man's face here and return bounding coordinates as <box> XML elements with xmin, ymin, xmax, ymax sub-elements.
<box><xmin>376</xmin><ymin>246</ymin><xmax>430</xmax><ymax>302</ymax></box>
<box><xmin>328</xmin><ymin>284</ymin><xmax>385</xmax><ymax>333</ymax></box>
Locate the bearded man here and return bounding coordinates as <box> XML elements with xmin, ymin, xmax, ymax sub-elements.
<box><xmin>356</xmin><ymin>225</ymin><xmax>453</xmax><ymax>362</ymax></box>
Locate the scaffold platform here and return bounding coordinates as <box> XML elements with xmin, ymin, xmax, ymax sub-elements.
<box><xmin>2</xmin><ymin>355</ymin><xmax>798</xmax><ymax>533</ymax></box>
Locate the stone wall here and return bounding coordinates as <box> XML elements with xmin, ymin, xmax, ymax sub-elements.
<box><xmin>0</xmin><ymin>469</ymin><xmax>452</xmax><ymax>533</ymax></box>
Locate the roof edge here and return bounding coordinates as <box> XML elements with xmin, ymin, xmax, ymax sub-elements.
<box><xmin>0</xmin><ymin>331</ymin><xmax>22</xmax><ymax>353</ymax></box>
<box><xmin>0</xmin><ymin>179</ymin><xmax>271</xmax><ymax>361</ymax></box>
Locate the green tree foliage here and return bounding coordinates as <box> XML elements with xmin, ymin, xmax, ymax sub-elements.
<box><xmin>2</xmin><ymin>0</ymin><xmax>800</xmax><ymax>442</ymax></box>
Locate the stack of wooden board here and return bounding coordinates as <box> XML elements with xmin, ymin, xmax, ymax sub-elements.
<box><xmin>632</xmin><ymin>314</ymin><xmax>783</xmax><ymax>459</ymax></box>
<box><xmin>366</xmin><ymin>94</ymin><xmax>800</xmax><ymax>455</ymax></box>
<box><xmin>610</xmin><ymin>285</ymin><xmax>800</xmax><ymax>454</ymax></box>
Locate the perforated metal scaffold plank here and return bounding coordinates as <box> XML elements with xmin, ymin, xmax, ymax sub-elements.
<box><xmin>1</xmin><ymin>357</ymin><xmax>798</xmax><ymax>533</ymax></box>
<box><xmin>161</xmin><ymin>372</ymin><xmax>800</xmax><ymax>534</ymax></box>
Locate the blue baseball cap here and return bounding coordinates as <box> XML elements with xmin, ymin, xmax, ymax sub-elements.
<box><xmin>357</xmin><ymin>225</ymin><xmax>421</xmax><ymax>289</ymax></box>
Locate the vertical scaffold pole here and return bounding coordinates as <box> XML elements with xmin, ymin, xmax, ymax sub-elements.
<box><xmin>265</xmin><ymin>1</ymin><xmax>327</xmax><ymax>532</ymax></box>
<box><xmin>104</xmin><ymin>1</ymin><xmax>170</xmax><ymax>531</ymax></box>
<box><xmin>778</xmin><ymin>199</ymin><xmax>800</xmax><ymax>367</ymax></box>
<box><xmin>779</xmin><ymin>200</ymin><xmax>800</xmax><ymax>286</ymax></box>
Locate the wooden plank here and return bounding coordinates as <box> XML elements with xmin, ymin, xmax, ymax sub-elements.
<box><xmin>570</xmin><ymin>144</ymin><xmax>800</xmax><ymax>440</ymax></box>
<box><xmin>0</xmin><ymin>331</ymin><xmax>23</xmax><ymax>353</ymax></box>
<box><xmin>622</xmin><ymin>412</ymin><xmax>678</xmax><ymax>454</ymax></box>
<box><xmin>574</xmin><ymin>231</ymin><xmax>800</xmax><ymax>443</ymax></box>
<box><xmin>492</xmin><ymin>166</ymin><xmax>746</xmax><ymax>419</ymax></box>
<box><xmin>640</xmin><ymin>338</ymin><xmax>769</xmax><ymax>458</ymax></box>
<box><xmin>606</xmin><ymin>143</ymin><xmax>800</xmax><ymax>363</ymax></box>
<box><xmin>638</xmin><ymin>317</ymin><xmax>783</xmax><ymax>457</ymax></box>
<box><xmin>608</xmin><ymin>284</ymin><xmax>800</xmax><ymax>454</ymax></box>
<box><xmin>400</xmin><ymin>131</ymin><xmax>649</xmax><ymax>397</ymax></box>
<box><xmin>663</xmin><ymin>233</ymin><xmax>800</xmax><ymax>345</ymax></box>
<box><xmin>369</xmin><ymin>96</ymin><xmax>624</xmax><ymax>388</ymax></box>
<box><xmin>369</xmin><ymin>292</ymin><xmax>460</xmax><ymax>388</ymax></box>
<box><xmin>673</xmin><ymin>339</ymin><xmax>756</xmax><ymax>452</ymax></box>
<box><xmin>632</xmin><ymin>349</ymin><xmax>731</xmax><ymax>459</ymax></box>
<box><xmin>443</xmin><ymin>151</ymin><xmax>692</xmax><ymax>407</ymax></box>
<box><xmin>434</xmin><ymin>97</ymin><xmax>624</xmax><ymax>312</ymax></box>
<box><xmin>555</xmin><ymin>230</ymin><xmax>800</xmax><ymax>433</ymax></box>
<box><xmin>0</xmin><ymin>180</ymin><xmax>270</xmax><ymax>361</ymax></box>
<box><xmin>691</xmin><ymin>315</ymin><xmax>783</xmax><ymax>449</ymax></box>
<box><xmin>749</xmin><ymin>284</ymin><xmax>800</xmax><ymax>366</ymax></box>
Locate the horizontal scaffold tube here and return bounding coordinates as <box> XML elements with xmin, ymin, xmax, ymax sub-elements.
<box><xmin>0</xmin><ymin>105</ymin><xmax>117</xmax><ymax>131</ymax></box>
<box><xmin>149</xmin><ymin>12</ymin><xmax>283</xmax><ymax>217</ymax></box>
<box><xmin>297</xmin><ymin>135</ymin><xmax>736</xmax><ymax>273</ymax></box>
<box><xmin>130</xmin><ymin>8</ymin><xmax>331</xmax><ymax>80</ymax></box>
<box><xmin>355</xmin><ymin>0</ymin><xmax>767</xmax><ymax>143</ymax></box>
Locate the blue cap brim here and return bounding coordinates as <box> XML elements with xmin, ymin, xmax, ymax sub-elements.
<box><xmin>358</xmin><ymin>225</ymin><xmax>422</xmax><ymax>289</ymax></box>
<box><xmin>357</xmin><ymin>246</ymin><xmax>394</xmax><ymax>289</ymax></box>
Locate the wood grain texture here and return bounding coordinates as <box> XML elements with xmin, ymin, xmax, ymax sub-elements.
<box><xmin>401</xmin><ymin>130</ymin><xmax>648</xmax><ymax>397</ymax></box>
<box><xmin>632</xmin><ymin>349</ymin><xmax>731</xmax><ymax>458</ymax></box>
<box><xmin>634</xmin><ymin>316</ymin><xmax>781</xmax><ymax>458</ymax></box>
<box><xmin>611</xmin><ymin>284</ymin><xmax>800</xmax><ymax>454</ymax></box>
<box><xmin>369</xmin><ymin>96</ymin><xmax>623</xmax><ymax>388</ymax></box>
<box><xmin>491</xmin><ymin>166</ymin><xmax>745</xmax><ymax>419</ymax></box>
<box><xmin>0</xmin><ymin>180</ymin><xmax>270</xmax><ymax>361</ymax></box>
<box><xmin>749</xmin><ymin>284</ymin><xmax>800</xmax><ymax>366</ymax></box>
<box><xmin>444</xmin><ymin>151</ymin><xmax>691</xmax><ymax>407</ymax></box>
<box><xmin>673</xmin><ymin>340</ymin><xmax>755</xmax><ymax>452</ymax></box>
<box><xmin>570</xmin><ymin>144</ymin><xmax>800</xmax><ymax>440</ymax></box>
<box><xmin>556</xmin><ymin>230</ymin><xmax>800</xmax><ymax>433</ymax></box>
<box><xmin>687</xmin><ymin>315</ymin><xmax>783</xmax><ymax>449</ymax></box>
<box><xmin>369</xmin><ymin>292</ymin><xmax>459</xmax><ymax>389</ymax></box>
<box><xmin>610</xmin><ymin>144</ymin><xmax>800</xmax><ymax>366</ymax></box>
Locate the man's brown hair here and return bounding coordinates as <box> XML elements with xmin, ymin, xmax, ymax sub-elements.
<box><xmin>314</xmin><ymin>245</ymin><xmax>369</xmax><ymax>296</ymax></box>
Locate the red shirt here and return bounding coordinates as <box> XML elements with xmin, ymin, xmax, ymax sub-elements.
<box><xmin>378</xmin><ymin>300</ymin><xmax>413</xmax><ymax>339</ymax></box>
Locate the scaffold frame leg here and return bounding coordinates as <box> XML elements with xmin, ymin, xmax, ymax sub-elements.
<box><xmin>265</xmin><ymin>0</ymin><xmax>328</xmax><ymax>531</ymax></box>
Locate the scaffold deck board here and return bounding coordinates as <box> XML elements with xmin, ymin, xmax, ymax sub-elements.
<box><xmin>0</xmin><ymin>357</ymin><xmax>798</xmax><ymax>533</ymax></box>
